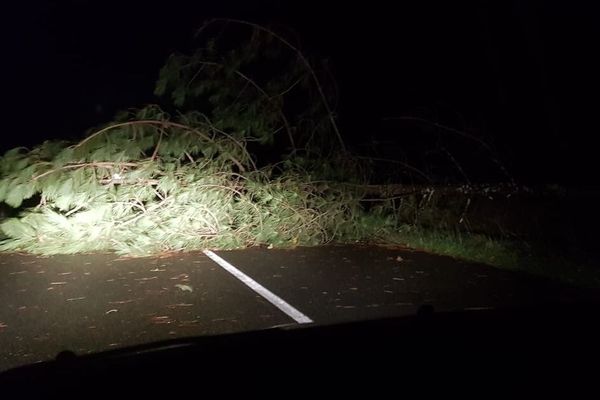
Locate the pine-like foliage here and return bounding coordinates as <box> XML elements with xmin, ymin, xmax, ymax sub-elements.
<box><xmin>0</xmin><ymin>108</ymin><xmax>391</xmax><ymax>257</ymax></box>
<box><xmin>154</xmin><ymin>20</ymin><xmax>343</xmax><ymax>153</ymax></box>
<box><xmin>0</xmin><ymin>22</ymin><xmax>396</xmax><ymax>256</ymax></box>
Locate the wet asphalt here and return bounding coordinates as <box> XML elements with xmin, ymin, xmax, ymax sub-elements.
<box><xmin>0</xmin><ymin>244</ymin><xmax>597</xmax><ymax>371</ymax></box>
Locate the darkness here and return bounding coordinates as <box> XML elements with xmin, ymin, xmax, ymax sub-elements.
<box><xmin>1</xmin><ymin>0</ymin><xmax>598</xmax><ymax>186</ymax></box>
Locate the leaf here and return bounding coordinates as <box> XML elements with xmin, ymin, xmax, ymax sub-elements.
<box><xmin>174</xmin><ymin>284</ymin><xmax>193</xmax><ymax>292</ymax></box>
<box><xmin>5</xmin><ymin>183</ymin><xmax>25</xmax><ymax>208</ymax></box>
<box><xmin>72</xmin><ymin>205</ymin><xmax>109</xmax><ymax>224</ymax></box>
<box><xmin>43</xmin><ymin>210</ymin><xmax>72</xmax><ymax>231</ymax></box>
<box><xmin>14</xmin><ymin>157</ymin><xmax>30</xmax><ymax>172</ymax></box>
<box><xmin>39</xmin><ymin>140</ymin><xmax>68</xmax><ymax>160</ymax></box>
<box><xmin>157</xmin><ymin>175</ymin><xmax>178</xmax><ymax>194</ymax></box>
<box><xmin>173</xmin><ymin>86</ymin><xmax>187</xmax><ymax>107</ymax></box>
<box><xmin>0</xmin><ymin>179</ymin><xmax>10</xmax><ymax>202</ymax></box>
<box><xmin>0</xmin><ymin>218</ymin><xmax>36</xmax><ymax>238</ymax></box>
<box><xmin>57</xmin><ymin>178</ymin><xmax>74</xmax><ymax>197</ymax></box>
<box><xmin>54</xmin><ymin>193</ymin><xmax>73</xmax><ymax>211</ymax></box>
<box><xmin>21</xmin><ymin>181</ymin><xmax>37</xmax><ymax>200</ymax></box>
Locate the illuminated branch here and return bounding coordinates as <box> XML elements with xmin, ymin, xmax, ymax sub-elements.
<box><xmin>32</xmin><ymin>162</ymin><xmax>139</xmax><ymax>181</ymax></box>
<box><xmin>73</xmin><ymin>119</ymin><xmax>256</xmax><ymax>172</ymax></box>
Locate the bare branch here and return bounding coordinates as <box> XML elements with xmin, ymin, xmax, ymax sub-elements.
<box><xmin>382</xmin><ymin>116</ymin><xmax>493</xmax><ymax>152</ymax></box>
<box><xmin>151</xmin><ymin>128</ymin><xmax>165</xmax><ymax>161</ymax></box>
<box><xmin>198</xmin><ymin>18</ymin><xmax>346</xmax><ymax>152</ymax></box>
<box><xmin>72</xmin><ymin>118</ymin><xmax>255</xmax><ymax>172</ymax></box>
<box><xmin>354</xmin><ymin>156</ymin><xmax>432</xmax><ymax>182</ymax></box>
<box><xmin>189</xmin><ymin>60</ymin><xmax>297</xmax><ymax>151</ymax></box>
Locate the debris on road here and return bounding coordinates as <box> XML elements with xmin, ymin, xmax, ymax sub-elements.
<box><xmin>175</xmin><ymin>284</ymin><xmax>193</xmax><ymax>292</ymax></box>
<box><xmin>134</xmin><ymin>276</ymin><xmax>158</xmax><ymax>281</ymax></box>
<box><xmin>108</xmin><ymin>299</ymin><xmax>135</xmax><ymax>305</ymax></box>
<box><xmin>166</xmin><ymin>303</ymin><xmax>194</xmax><ymax>309</ymax></box>
<box><xmin>150</xmin><ymin>316</ymin><xmax>173</xmax><ymax>324</ymax></box>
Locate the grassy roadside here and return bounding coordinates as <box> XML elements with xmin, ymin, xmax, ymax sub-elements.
<box><xmin>387</xmin><ymin>225</ymin><xmax>600</xmax><ymax>289</ymax></box>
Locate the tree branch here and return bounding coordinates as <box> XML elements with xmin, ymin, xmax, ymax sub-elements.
<box><xmin>198</xmin><ymin>18</ymin><xmax>346</xmax><ymax>152</ymax></box>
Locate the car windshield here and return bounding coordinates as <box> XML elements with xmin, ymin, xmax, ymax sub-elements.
<box><xmin>1</xmin><ymin>0</ymin><xmax>599</xmax><ymax>373</ymax></box>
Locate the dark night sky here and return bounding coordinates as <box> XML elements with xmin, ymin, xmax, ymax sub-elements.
<box><xmin>1</xmin><ymin>0</ymin><xmax>598</xmax><ymax>185</ymax></box>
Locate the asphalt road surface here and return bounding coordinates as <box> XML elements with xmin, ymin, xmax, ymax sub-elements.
<box><xmin>1</xmin><ymin>244</ymin><xmax>598</xmax><ymax>371</ymax></box>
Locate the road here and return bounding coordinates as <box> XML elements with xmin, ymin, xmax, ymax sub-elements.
<box><xmin>0</xmin><ymin>244</ymin><xmax>597</xmax><ymax>371</ymax></box>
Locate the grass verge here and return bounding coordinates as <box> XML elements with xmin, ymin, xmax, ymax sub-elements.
<box><xmin>390</xmin><ymin>225</ymin><xmax>600</xmax><ymax>289</ymax></box>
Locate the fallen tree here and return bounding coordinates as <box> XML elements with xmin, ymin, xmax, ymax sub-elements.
<box><xmin>0</xmin><ymin>20</ymin><xmax>509</xmax><ymax>257</ymax></box>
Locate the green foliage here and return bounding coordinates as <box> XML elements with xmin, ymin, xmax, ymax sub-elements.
<box><xmin>0</xmin><ymin>103</ymin><xmax>392</xmax><ymax>256</ymax></box>
<box><xmin>0</xmin><ymin>20</ymin><xmax>526</xmax><ymax>275</ymax></box>
<box><xmin>154</xmin><ymin>24</ymin><xmax>339</xmax><ymax>153</ymax></box>
<box><xmin>0</xmin><ymin>21</ymin><xmax>366</xmax><ymax>257</ymax></box>
<box><xmin>392</xmin><ymin>225</ymin><xmax>520</xmax><ymax>268</ymax></box>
